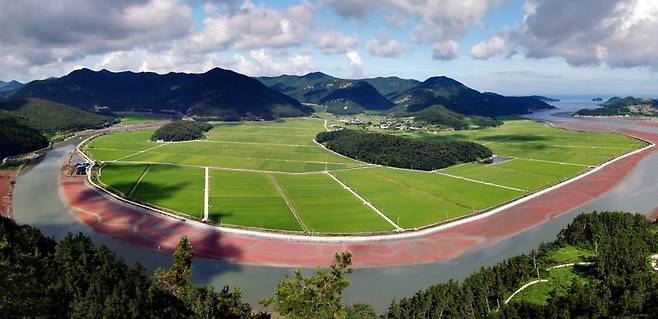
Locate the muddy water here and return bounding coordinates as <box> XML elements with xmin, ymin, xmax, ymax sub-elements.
<box><xmin>12</xmin><ymin>113</ymin><xmax>658</xmax><ymax>312</ymax></box>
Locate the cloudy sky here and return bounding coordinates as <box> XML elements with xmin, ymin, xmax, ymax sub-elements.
<box><xmin>2</xmin><ymin>0</ymin><xmax>658</xmax><ymax>95</ymax></box>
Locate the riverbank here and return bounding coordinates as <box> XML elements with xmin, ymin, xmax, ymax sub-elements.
<box><xmin>0</xmin><ymin>169</ymin><xmax>19</xmax><ymax>218</ymax></box>
<box><xmin>59</xmin><ymin>120</ymin><xmax>658</xmax><ymax>267</ymax></box>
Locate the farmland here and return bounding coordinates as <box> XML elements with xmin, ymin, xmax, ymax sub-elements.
<box><xmin>86</xmin><ymin>118</ymin><xmax>645</xmax><ymax>234</ymax></box>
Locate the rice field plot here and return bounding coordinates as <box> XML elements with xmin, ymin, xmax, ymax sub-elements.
<box><xmin>208</xmin><ymin>170</ymin><xmax>302</xmax><ymax>231</ymax></box>
<box><xmin>331</xmin><ymin>169</ymin><xmax>469</xmax><ymax>228</ymax></box>
<box><xmin>98</xmin><ymin>163</ymin><xmax>149</xmax><ymax>195</ymax></box>
<box><xmin>129</xmin><ymin>165</ymin><xmax>205</xmax><ymax>219</ymax></box>
<box><xmin>273</xmin><ymin>173</ymin><xmax>394</xmax><ymax>233</ymax></box>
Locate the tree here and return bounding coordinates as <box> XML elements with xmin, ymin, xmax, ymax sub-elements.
<box><xmin>155</xmin><ymin>236</ymin><xmax>194</xmax><ymax>297</ymax></box>
<box><xmin>261</xmin><ymin>252</ymin><xmax>353</xmax><ymax>319</ymax></box>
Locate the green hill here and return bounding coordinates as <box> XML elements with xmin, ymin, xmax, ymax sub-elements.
<box><xmin>12</xmin><ymin>68</ymin><xmax>309</xmax><ymax>120</ymax></box>
<box><xmin>258</xmin><ymin>72</ymin><xmax>397</xmax><ymax>114</ymax></box>
<box><xmin>0</xmin><ymin>113</ymin><xmax>49</xmax><ymax>159</ymax></box>
<box><xmin>0</xmin><ymin>98</ymin><xmax>116</xmax><ymax>138</ymax></box>
<box><xmin>150</xmin><ymin>121</ymin><xmax>213</xmax><ymax>142</ymax></box>
<box><xmin>394</xmin><ymin>76</ymin><xmax>554</xmax><ymax>116</ymax></box>
<box><xmin>361</xmin><ymin>76</ymin><xmax>420</xmax><ymax>99</ymax></box>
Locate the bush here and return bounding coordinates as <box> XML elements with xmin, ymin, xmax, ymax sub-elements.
<box><xmin>316</xmin><ymin>129</ymin><xmax>492</xmax><ymax>170</ymax></box>
<box><xmin>151</xmin><ymin>121</ymin><xmax>213</xmax><ymax>142</ymax></box>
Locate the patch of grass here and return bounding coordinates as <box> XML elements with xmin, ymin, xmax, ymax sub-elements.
<box><xmin>119</xmin><ymin>113</ymin><xmax>172</xmax><ymax>125</ymax></box>
<box><xmin>273</xmin><ymin>173</ymin><xmax>394</xmax><ymax>233</ymax></box>
<box><xmin>99</xmin><ymin>163</ymin><xmax>149</xmax><ymax>195</ymax></box>
<box><xmin>208</xmin><ymin>170</ymin><xmax>301</xmax><ymax>231</ymax></box>
<box><xmin>514</xmin><ymin>266</ymin><xmax>593</xmax><ymax>305</ymax></box>
<box><xmin>544</xmin><ymin>245</ymin><xmax>597</xmax><ymax>264</ymax></box>
<box><xmin>130</xmin><ymin>165</ymin><xmax>205</xmax><ymax>218</ymax></box>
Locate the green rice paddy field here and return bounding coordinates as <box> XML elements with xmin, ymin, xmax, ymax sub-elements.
<box><xmin>86</xmin><ymin>118</ymin><xmax>645</xmax><ymax>234</ymax></box>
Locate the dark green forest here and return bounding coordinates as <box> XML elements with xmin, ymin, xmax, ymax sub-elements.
<box><xmin>0</xmin><ymin>216</ymin><xmax>265</xmax><ymax>318</ymax></box>
<box><xmin>316</xmin><ymin>129</ymin><xmax>493</xmax><ymax>170</ymax></box>
<box><xmin>0</xmin><ymin>113</ymin><xmax>49</xmax><ymax>159</ymax></box>
<box><xmin>151</xmin><ymin>121</ymin><xmax>213</xmax><ymax>142</ymax></box>
<box><xmin>2</xmin><ymin>212</ymin><xmax>657</xmax><ymax>318</ymax></box>
<box><xmin>412</xmin><ymin>105</ymin><xmax>503</xmax><ymax>130</ymax></box>
<box><xmin>0</xmin><ymin>98</ymin><xmax>115</xmax><ymax>138</ymax></box>
<box><xmin>385</xmin><ymin>212</ymin><xmax>658</xmax><ymax>318</ymax></box>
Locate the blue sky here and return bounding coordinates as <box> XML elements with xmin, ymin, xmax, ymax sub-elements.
<box><xmin>1</xmin><ymin>0</ymin><xmax>657</xmax><ymax>96</ymax></box>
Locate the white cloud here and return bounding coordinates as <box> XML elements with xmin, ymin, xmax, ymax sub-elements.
<box><xmin>324</xmin><ymin>0</ymin><xmax>502</xmax><ymax>56</ymax></box>
<box><xmin>346</xmin><ymin>50</ymin><xmax>364</xmax><ymax>77</ymax></box>
<box><xmin>365</xmin><ymin>39</ymin><xmax>406</xmax><ymax>57</ymax></box>
<box><xmin>315</xmin><ymin>31</ymin><xmax>359</xmax><ymax>54</ymax></box>
<box><xmin>223</xmin><ymin>49</ymin><xmax>314</xmax><ymax>76</ymax></box>
<box><xmin>433</xmin><ymin>40</ymin><xmax>460</xmax><ymax>60</ymax></box>
<box><xmin>470</xmin><ymin>36</ymin><xmax>506</xmax><ymax>59</ymax></box>
<box><xmin>511</xmin><ymin>0</ymin><xmax>658</xmax><ymax>70</ymax></box>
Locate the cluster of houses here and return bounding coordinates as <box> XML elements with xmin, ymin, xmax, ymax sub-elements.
<box><xmin>339</xmin><ymin>118</ymin><xmax>422</xmax><ymax>131</ymax></box>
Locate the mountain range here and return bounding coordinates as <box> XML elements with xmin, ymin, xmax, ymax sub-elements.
<box><xmin>0</xmin><ymin>80</ymin><xmax>24</xmax><ymax>95</ymax></box>
<box><xmin>259</xmin><ymin>73</ymin><xmax>553</xmax><ymax>117</ymax></box>
<box><xmin>10</xmin><ymin>68</ymin><xmax>554</xmax><ymax>121</ymax></box>
<box><xmin>11</xmin><ymin>68</ymin><xmax>310</xmax><ymax>120</ymax></box>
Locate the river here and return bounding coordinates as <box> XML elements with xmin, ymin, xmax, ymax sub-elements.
<box><xmin>11</xmin><ymin>100</ymin><xmax>658</xmax><ymax>312</ymax></box>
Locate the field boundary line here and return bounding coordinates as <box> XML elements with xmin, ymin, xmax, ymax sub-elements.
<box><xmin>512</xmin><ymin>157</ymin><xmax>592</xmax><ymax>167</ymax></box>
<box><xmin>267</xmin><ymin>173</ymin><xmax>309</xmax><ymax>232</ymax></box>
<box><xmin>488</xmin><ymin>142</ymin><xmax>633</xmax><ymax>150</ymax></box>
<box><xmin>323</xmin><ymin>119</ymin><xmax>329</xmax><ymax>131</ymax></box>
<box><xmin>203</xmin><ymin>167</ymin><xmax>209</xmax><ymax>222</ymax></box>
<box><xmin>127</xmin><ymin>164</ymin><xmax>151</xmax><ymax>197</ymax></box>
<box><xmin>112</xmin><ymin>160</ymin><xmax>366</xmax><ymax>175</ymax></box>
<box><xmin>325</xmin><ymin>171</ymin><xmax>402</xmax><ymax>231</ymax></box>
<box><xmin>112</xmin><ymin>143</ymin><xmax>166</xmax><ymax>162</ymax></box>
<box><xmin>435</xmin><ymin>172</ymin><xmax>527</xmax><ymax>192</ymax></box>
<box><xmin>313</xmin><ymin>139</ymin><xmax>375</xmax><ymax>167</ymax></box>
<box><xmin>162</xmin><ymin>139</ymin><xmax>319</xmax><ymax>148</ymax></box>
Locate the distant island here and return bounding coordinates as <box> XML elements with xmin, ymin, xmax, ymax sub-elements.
<box><xmin>592</xmin><ymin>97</ymin><xmax>603</xmax><ymax>101</ymax></box>
<box><xmin>575</xmin><ymin>96</ymin><xmax>658</xmax><ymax>117</ymax></box>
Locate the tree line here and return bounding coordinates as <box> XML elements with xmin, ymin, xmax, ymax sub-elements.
<box><xmin>316</xmin><ymin>129</ymin><xmax>493</xmax><ymax>171</ymax></box>
<box><xmin>3</xmin><ymin>211</ymin><xmax>657</xmax><ymax>318</ymax></box>
<box><xmin>151</xmin><ymin>121</ymin><xmax>213</xmax><ymax>142</ymax></box>
<box><xmin>386</xmin><ymin>211</ymin><xmax>658</xmax><ymax>318</ymax></box>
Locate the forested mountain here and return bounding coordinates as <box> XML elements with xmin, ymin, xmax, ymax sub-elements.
<box><xmin>0</xmin><ymin>80</ymin><xmax>24</xmax><ymax>95</ymax></box>
<box><xmin>0</xmin><ymin>113</ymin><xmax>49</xmax><ymax>159</ymax></box>
<box><xmin>151</xmin><ymin>121</ymin><xmax>213</xmax><ymax>142</ymax></box>
<box><xmin>258</xmin><ymin>72</ymin><xmax>395</xmax><ymax>113</ymax></box>
<box><xmin>394</xmin><ymin>76</ymin><xmax>554</xmax><ymax>116</ymax></box>
<box><xmin>11</xmin><ymin>68</ymin><xmax>310</xmax><ymax>120</ymax></box>
<box><xmin>361</xmin><ymin>77</ymin><xmax>420</xmax><ymax>99</ymax></box>
<box><xmin>575</xmin><ymin>96</ymin><xmax>658</xmax><ymax>116</ymax></box>
<box><xmin>319</xmin><ymin>81</ymin><xmax>394</xmax><ymax>114</ymax></box>
<box><xmin>0</xmin><ymin>98</ymin><xmax>115</xmax><ymax>138</ymax></box>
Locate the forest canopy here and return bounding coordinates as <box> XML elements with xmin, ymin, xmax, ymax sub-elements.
<box><xmin>151</xmin><ymin>121</ymin><xmax>213</xmax><ymax>142</ymax></box>
<box><xmin>316</xmin><ymin>129</ymin><xmax>492</xmax><ymax>171</ymax></box>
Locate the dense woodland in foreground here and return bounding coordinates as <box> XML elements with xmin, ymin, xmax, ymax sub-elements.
<box><xmin>150</xmin><ymin>121</ymin><xmax>213</xmax><ymax>142</ymax></box>
<box><xmin>316</xmin><ymin>129</ymin><xmax>493</xmax><ymax>170</ymax></box>
<box><xmin>1</xmin><ymin>212</ymin><xmax>658</xmax><ymax>318</ymax></box>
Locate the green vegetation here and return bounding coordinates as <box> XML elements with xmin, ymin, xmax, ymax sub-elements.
<box><xmin>385</xmin><ymin>212</ymin><xmax>658</xmax><ymax>318</ymax></box>
<box><xmin>151</xmin><ymin>121</ymin><xmax>213</xmax><ymax>142</ymax></box>
<box><xmin>316</xmin><ymin>129</ymin><xmax>492</xmax><ymax>171</ymax></box>
<box><xmin>262</xmin><ymin>252</ymin><xmax>356</xmax><ymax>319</ymax></box>
<box><xmin>411</xmin><ymin>105</ymin><xmax>502</xmax><ymax>130</ymax></box>
<box><xmin>0</xmin><ymin>98</ymin><xmax>115</xmax><ymax>139</ymax></box>
<box><xmin>0</xmin><ymin>217</ymin><xmax>263</xmax><ymax>318</ymax></box>
<box><xmin>209</xmin><ymin>170</ymin><xmax>301</xmax><ymax>231</ymax></box>
<box><xmin>0</xmin><ymin>113</ymin><xmax>49</xmax><ymax>158</ymax></box>
<box><xmin>89</xmin><ymin>118</ymin><xmax>643</xmax><ymax>234</ymax></box>
<box><xmin>119</xmin><ymin>112</ymin><xmax>172</xmax><ymax>124</ymax></box>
